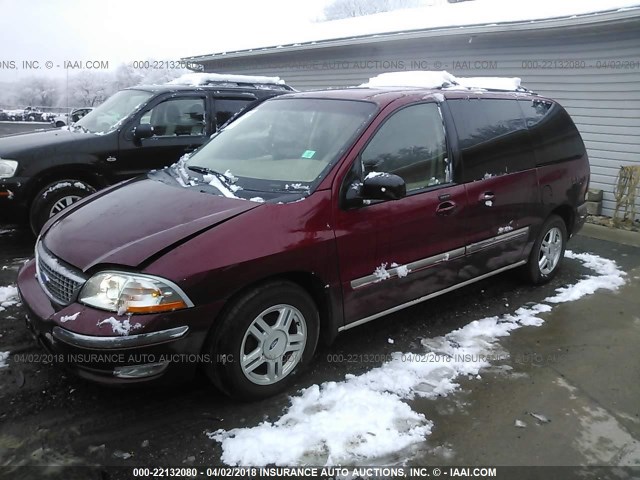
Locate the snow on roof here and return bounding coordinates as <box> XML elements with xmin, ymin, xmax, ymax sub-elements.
<box><xmin>362</xmin><ymin>71</ymin><xmax>524</xmax><ymax>92</ymax></box>
<box><xmin>186</xmin><ymin>0</ymin><xmax>640</xmax><ymax>59</ymax></box>
<box><xmin>169</xmin><ymin>72</ymin><xmax>286</xmax><ymax>86</ymax></box>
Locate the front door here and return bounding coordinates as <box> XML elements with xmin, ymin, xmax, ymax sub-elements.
<box><xmin>114</xmin><ymin>94</ymin><xmax>209</xmax><ymax>182</ymax></box>
<box><xmin>333</xmin><ymin>101</ymin><xmax>468</xmax><ymax>325</ymax></box>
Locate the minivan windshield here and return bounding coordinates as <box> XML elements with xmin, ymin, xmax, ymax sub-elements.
<box><xmin>185</xmin><ymin>98</ymin><xmax>376</xmax><ymax>192</ymax></box>
<box><xmin>75</xmin><ymin>89</ymin><xmax>153</xmax><ymax>134</ymax></box>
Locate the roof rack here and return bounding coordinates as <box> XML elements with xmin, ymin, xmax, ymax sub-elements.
<box><xmin>167</xmin><ymin>73</ymin><xmax>294</xmax><ymax>91</ymax></box>
<box><xmin>362</xmin><ymin>71</ymin><xmax>535</xmax><ymax>93</ymax></box>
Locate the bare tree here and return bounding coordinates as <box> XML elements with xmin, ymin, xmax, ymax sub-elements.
<box><xmin>323</xmin><ymin>0</ymin><xmax>424</xmax><ymax>20</ymax></box>
<box><xmin>15</xmin><ymin>77</ymin><xmax>60</xmax><ymax>107</ymax></box>
<box><xmin>68</xmin><ymin>71</ymin><xmax>110</xmax><ymax>107</ymax></box>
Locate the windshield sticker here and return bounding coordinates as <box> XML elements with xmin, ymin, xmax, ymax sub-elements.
<box><xmin>301</xmin><ymin>150</ymin><xmax>316</xmax><ymax>159</ymax></box>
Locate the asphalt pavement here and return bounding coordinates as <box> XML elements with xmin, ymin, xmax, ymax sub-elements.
<box><xmin>0</xmin><ymin>223</ymin><xmax>638</xmax><ymax>477</ymax></box>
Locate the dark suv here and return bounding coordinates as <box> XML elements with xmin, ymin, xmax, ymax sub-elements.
<box><xmin>0</xmin><ymin>75</ymin><xmax>293</xmax><ymax>232</ymax></box>
<box><xmin>17</xmin><ymin>74</ymin><xmax>589</xmax><ymax>399</ymax></box>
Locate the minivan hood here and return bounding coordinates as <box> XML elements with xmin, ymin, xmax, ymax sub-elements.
<box><xmin>43</xmin><ymin>177</ymin><xmax>259</xmax><ymax>271</ymax></box>
<box><xmin>0</xmin><ymin>128</ymin><xmax>104</xmax><ymax>159</ymax></box>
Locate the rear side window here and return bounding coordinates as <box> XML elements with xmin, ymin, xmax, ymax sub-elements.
<box><xmin>361</xmin><ymin>103</ymin><xmax>449</xmax><ymax>192</ymax></box>
<box><xmin>215</xmin><ymin>99</ymin><xmax>254</xmax><ymax>129</ymax></box>
<box><xmin>449</xmin><ymin>99</ymin><xmax>535</xmax><ymax>182</ymax></box>
<box><xmin>519</xmin><ymin>100</ymin><xmax>585</xmax><ymax>165</ymax></box>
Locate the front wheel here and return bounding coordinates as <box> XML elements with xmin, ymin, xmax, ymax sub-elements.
<box><xmin>522</xmin><ymin>214</ymin><xmax>567</xmax><ymax>285</ymax></box>
<box><xmin>203</xmin><ymin>281</ymin><xmax>319</xmax><ymax>400</ymax></box>
<box><xmin>29</xmin><ymin>180</ymin><xmax>96</xmax><ymax>234</ymax></box>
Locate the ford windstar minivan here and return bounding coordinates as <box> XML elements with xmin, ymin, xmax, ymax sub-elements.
<box><xmin>18</xmin><ymin>72</ymin><xmax>589</xmax><ymax>399</ymax></box>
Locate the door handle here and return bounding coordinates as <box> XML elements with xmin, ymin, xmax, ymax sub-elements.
<box><xmin>479</xmin><ymin>191</ymin><xmax>495</xmax><ymax>203</ymax></box>
<box><xmin>436</xmin><ymin>201</ymin><xmax>457</xmax><ymax>215</ymax></box>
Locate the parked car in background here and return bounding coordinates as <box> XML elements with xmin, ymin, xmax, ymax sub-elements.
<box><xmin>0</xmin><ymin>73</ymin><xmax>294</xmax><ymax>233</ymax></box>
<box><xmin>17</xmin><ymin>72</ymin><xmax>589</xmax><ymax>399</ymax></box>
<box><xmin>52</xmin><ymin>108</ymin><xmax>94</xmax><ymax>128</ymax></box>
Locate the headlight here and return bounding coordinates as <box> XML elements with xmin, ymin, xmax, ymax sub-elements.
<box><xmin>0</xmin><ymin>159</ymin><xmax>18</xmax><ymax>178</ymax></box>
<box><xmin>79</xmin><ymin>271</ymin><xmax>193</xmax><ymax>314</ymax></box>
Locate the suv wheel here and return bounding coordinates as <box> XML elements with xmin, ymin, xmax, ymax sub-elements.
<box><xmin>29</xmin><ymin>180</ymin><xmax>96</xmax><ymax>234</ymax></box>
<box><xmin>203</xmin><ymin>281</ymin><xmax>319</xmax><ymax>400</ymax></box>
<box><xmin>523</xmin><ymin>214</ymin><xmax>567</xmax><ymax>285</ymax></box>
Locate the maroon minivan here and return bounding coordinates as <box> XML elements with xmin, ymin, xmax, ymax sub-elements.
<box><xmin>18</xmin><ymin>78</ymin><xmax>590</xmax><ymax>399</ymax></box>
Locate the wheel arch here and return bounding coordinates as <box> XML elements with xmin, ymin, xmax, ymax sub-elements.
<box><xmin>203</xmin><ymin>270</ymin><xmax>342</xmax><ymax>355</ymax></box>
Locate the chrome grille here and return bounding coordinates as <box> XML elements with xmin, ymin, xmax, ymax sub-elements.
<box><xmin>36</xmin><ymin>242</ymin><xmax>86</xmax><ymax>305</ymax></box>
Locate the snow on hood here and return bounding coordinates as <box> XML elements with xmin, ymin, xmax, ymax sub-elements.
<box><xmin>168</xmin><ymin>72</ymin><xmax>285</xmax><ymax>86</ymax></box>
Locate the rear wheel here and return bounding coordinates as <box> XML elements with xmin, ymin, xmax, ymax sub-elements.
<box><xmin>522</xmin><ymin>214</ymin><xmax>567</xmax><ymax>285</ymax></box>
<box><xmin>29</xmin><ymin>180</ymin><xmax>95</xmax><ymax>234</ymax></box>
<box><xmin>203</xmin><ymin>281</ymin><xmax>319</xmax><ymax>400</ymax></box>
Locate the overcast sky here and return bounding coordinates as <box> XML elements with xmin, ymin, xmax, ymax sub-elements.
<box><xmin>0</xmin><ymin>0</ymin><xmax>330</xmax><ymax>80</ymax></box>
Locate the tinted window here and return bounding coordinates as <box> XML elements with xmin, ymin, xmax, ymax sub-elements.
<box><xmin>519</xmin><ymin>100</ymin><xmax>585</xmax><ymax>165</ymax></box>
<box><xmin>140</xmin><ymin>98</ymin><xmax>206</xmax><ymax>137</ymax></box>
<box><xmin>449</xmin><ymin>99</ymin><xmax>535</xmax><ymax>182</ymax></box>
<box><xmin>215</xmin><ymin>99</ymin><xmax>254</xmax><ymax>128</ymax></box>
<box><xmin>361</xmin><ymin>103</ymin><xmax>449</xmax><ymax>192</ymax></box>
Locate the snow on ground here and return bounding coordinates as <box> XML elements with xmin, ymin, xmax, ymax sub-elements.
<box><xmin>0</xmin><ymin>285</ymin><xmax>19</xmax><ymax>312</ymax></box>
<box><xmin>0</xmin><ymin>352</ymin><xmax>9</xmax><ymax>369</ymax></box>
<box><xmin>208</xmin><ymin>250</ymin><xmax>626</xmax><ymax>466</ymax></box>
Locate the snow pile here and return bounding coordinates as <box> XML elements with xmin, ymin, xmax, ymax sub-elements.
<box><xmin>0</xmin><ymin>285</ymin><xmax>19</xmax><ymax>311</ymax></box>
<box><xmin>97</xmin><ymin>317</ymin><xmax>142</xmax><ymax>336</ymax></box>
<box><xmin>209</xmin><ymin>250</ymin><xmax>626</xmax><ymax>466</ymax></box>
<box><xmin>198</xmin><ymin>0</ymin><xmax>640</xmax><ymax>56</ymax></box>
<box><xmin>391</xmin><ymin>262</ymin><xmax>411</xmax><ymax>278</ymax></box>
<box><xmin>455</xmin><ymin>76</ymin><xmax>522</xmax><ymax>91</ymax></box>
<box><xmin>60</xmin><ymin>312</ymin><xmax>80</xmax><ymax>323</ymax></box>
<box><xmin>169</xmin><ymin>73</ymin><xmax>285</xmax><ymax>86</ymax></box>
<box><xmin>363</xmin><ymin>71</ymin><xmax>523</xmax><ymax>92</ymax></box>
<box><xmin>365</xmin><ymin>71</ymin><xmax>457</xmax><ymax>89</ymax></box>
<box><xmin>203</xmin><ymin>174</ymin><xmax>239</xmax><ymax>199</ymax></box>
<box><xmin>546</xmin><ymin>251</ymin><xmax>626</xmax><ymax>303</ymax></box>
<box><xmin>0</xmin><ymin>352</ymin><xmax>9</xmax><ymax>369</ymax></box>
<box><xmin>373</xmin><ymin>263</ymin><xmax>391</xmax><ymax>281</ymax></box>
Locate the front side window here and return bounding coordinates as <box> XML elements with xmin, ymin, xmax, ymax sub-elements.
<box><xmin>75</xmin><ymin>89</ymin><xmax>153</xmax><ymax>134</ymax></box>
<box><xmin>361</xmin><ymin>103</ymin><xmax>449</xmax><ymax>192</ymax></box>
<box><xmin>184</xmin><ymin>98</ymin><xmax>376</xmax><ymax>193</ymax></box>
<box><xmin>139</xmin><ymin>98</ymin><xmax>206</xmax><ymax>137</ymax></box>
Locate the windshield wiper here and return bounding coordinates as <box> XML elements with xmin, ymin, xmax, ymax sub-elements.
<box><xmin>187</xmin><ymin>165</ymin><xmax>233</xmax><ymax>186</ymax></box>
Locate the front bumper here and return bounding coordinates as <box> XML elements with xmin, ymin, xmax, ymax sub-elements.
<box><xmin>18</xmin><ymin>258</ymin><xmax>211</xmax><ymax>385</ymax></box>
<box><xmin>0</xmin><ymin>177</ymin><xmax>29</xmax><ymax>224</ymax></box>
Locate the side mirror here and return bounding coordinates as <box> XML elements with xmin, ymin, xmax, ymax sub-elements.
<box><xmin>362</xmin><ymin>172</ymin><xmax>406</xmax><ymax>201</ymax></box>
<box><xmin>134</xmin><ymin>124</ymin><xmax>154</xmax><ymax>140</ymax></box>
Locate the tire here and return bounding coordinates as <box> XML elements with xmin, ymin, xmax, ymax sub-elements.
<box><xmin>203</xmin><ymin>281</ymin><xmax>320</xmax><ymax>400</ymax></box>
<box><xmin>522</xmin><ymin>214</ymin><xmax>567</xmax><ymax>285</ymax></box>
<box><xmin>29</xmin><ymin>180</ymin><xmax>96</xmax><ymax>234</ymax></box>
<box><xmin>55</xmin><ymin>121</ymin><xmax>65</xmax><ymax>128</ymax></box>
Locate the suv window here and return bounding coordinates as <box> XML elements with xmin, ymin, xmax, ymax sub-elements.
<box><xmin>449</xmin><ymin>99</ymin><xmax>535</xmax><ymax>182</ymax></box>
<box><xmin>140</xmin><ymin>98</ymin><xmax>206</xmax><ymax>137</ymax></box>
<box><xmin>361</xmin><ymin>103</ymin><xmax>449</xmax><ymax>192</ymax></box>
<box><xmin>215</xmin><ymin>99</ymin><xmax>254</xmax><ymax>129</ymax></box>
<box><xmin>519</xmin><ymin>99</ymin><xmax>585</xmax><ymax>165</ymax></box>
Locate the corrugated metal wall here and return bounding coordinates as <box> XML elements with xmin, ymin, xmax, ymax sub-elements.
<box><xmin>199</xmin><ymin>18</ymin><xmax>640</xmax><ymax>217</ymax></box>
